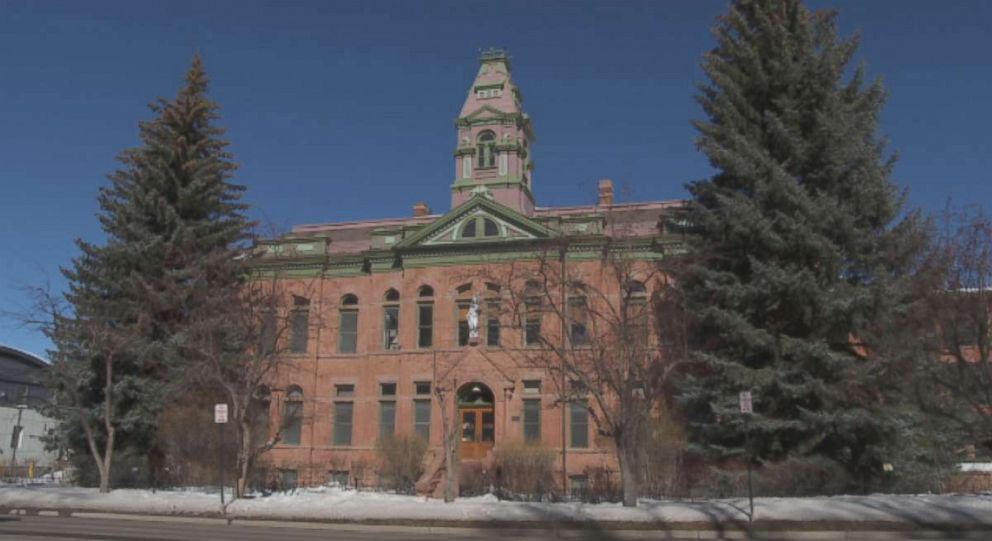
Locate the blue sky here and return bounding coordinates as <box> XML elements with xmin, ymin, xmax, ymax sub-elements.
<box><xmin>2</xmin><ymin>0</ymin><xmax>991</xmax><ymax>358</ymax></box>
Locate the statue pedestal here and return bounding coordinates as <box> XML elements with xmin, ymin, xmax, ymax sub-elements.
<box><xmin>468</xmin><ymin>336</ymin><xmax>479</xmax><ymax>346</ymax></box>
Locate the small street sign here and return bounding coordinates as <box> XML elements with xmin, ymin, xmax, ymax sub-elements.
<box><xmin>214</xmin><ymin>403</ymin><xmax>228</xmax><ymax>424</ymax></box>
<box><xmin>739</xmin><ymin>391</ymin><xmax>753</xmax><ymax>414</ymax></box>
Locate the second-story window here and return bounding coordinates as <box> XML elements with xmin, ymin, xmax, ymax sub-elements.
<box><xmin>418</xmin><ymin>286</ymin><xmax>434</xmax><ymax>348</ymax></box>
<box><xmin>339</xmin><ymin>294</ymin><xmax>359</xmax><ymax>354</ymax></box>
<box><xmin>524</xmin><ymin>282</ymin><xmax>543</xmax><ymax>347</ymax></box>
<box><xmin>289</xmin><ymin>296</ymin><xmax>310</xmax><ymax>354</ymax></box>
<box><xmin>486</xmin><ymin>299</ymin><xmax>501</xmax><ymax>347</ymax></box>
<box><xmin>568</xmin><ymin>296</ymin><xmax>588</xmax><ymax>346</ymax></box>
<box><xmin>383</xmin><ymin>289</ymin><xmax>400</xmax><ymax>350</ymax></box>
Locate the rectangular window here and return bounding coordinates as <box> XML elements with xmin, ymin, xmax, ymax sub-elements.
<box><xmin>335</xmin><ymin>384</ymin><xmax>354</xmax><ymax>398</ymax></box>
<box><xmin>414</xmin><ymin>399</ymin><xmax>431</xmax><ymax>441</ymax></box>
<box><xmin>457</xmin><ymin>301</ymin><xmax>471</xmax><ymax>347</ymax></box>
<box><xmin>333</xmin><ymin>402</ymin><xmax>353</xmax><ymax>446</ymax></box>
<box><xmin>523</xmin><ymin>380</ymin><xmax>541</xmax><ymax>395</ymax></box>
<box><xmin>569</xmin><ymin>296</ymin><xmax>588</xmax><ymax>346</ymax></box>
<box><xmin>380</xmin><ymin>382</ymin><xmax>396</xmax><ymax>396</ymax></box>
<box><xmin>415</xmin><ymin>381</ymin><xmax>431</xmax><ymax>396</ymax></box>
<box><xmin>280</xmin><ymin>470</ymin><xmax>298</xmax><ymax>490</ymax></box>
<box><xmin>339</xmin><ymin>310</ymin><xmax>358</xmax><ymax>353</ymax></box>
<box><xmin>569</xmin><ymin>475</ymin><xmax>589</xmax><ymax>497</ymax></box>
<box><xmin>525</xmin><ymin>298</ymin><xmax>542</xmax><ymax>346</ymax></box>
<box><xmin>570</xmin><ymin>400</ymin><xmax>589</xmax><ymax>448</ymax></box>
<box><xmin>383</xmin><ymin>306</ymin><xmax>399</xmax><ymax>350</ymax></box>
<box><xmin>625</xmin><ymin>299</ymin><xmax>648</xmax><ymax>348</ymax></box>
<box><xmin>329</xmin><ymin>470</ymin><xmax>350</xmax><ymax>487</ymax></box>
<box><xmin>261</xmin><ymin>310</ymin><xmax>276</xmax><ymax>356</ymax></box>
<box><xmin>418</xmin><ymin>303</ymin><xmax>433</xmax><ymax>348</ymax></box>
<box><xmin>523</xmin><ymin>399</ymin><xmax>541</xmax><ymax>443</ymax></box>
<box><xmin>289</xmin><ymin>298</ymin><xmax>310</xmax><ymax>354</ymax></box>
<box><xmin>282</xmin><ymin>402</ymin><xmax>302</xmax><ymax>446</ymax></box>
<box><xmin>486</xmin><ymin>301</ymin><xmax>500</xmax><ymax>347</ymax></box>
<box><xmin>379</xmin><ymin>401</ymin><xmax>396</xmax><ymax>439</ymax></box>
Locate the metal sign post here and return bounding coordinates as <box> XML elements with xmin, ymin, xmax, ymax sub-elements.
<box><xmin>739</xmin><ymin>391</ymin><xmax>754</xmax><ymax>524</ymax></box>
<box><xmin>214</xmin><ymin>404</ymin><xmax>228</xmax><ymax>505</ymax></box>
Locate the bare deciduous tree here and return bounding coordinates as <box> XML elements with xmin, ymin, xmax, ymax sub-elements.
<box><xmin>902</xmin><ymin>207</ymin><xmax>992</xmax><ymax>456</ymax></box>
<box><xmin>14</xmin><ymin>284</ymin><xmax>137</xmax><ymax>493</ymax></box>
<box><xmin>486</xmin><ymin>240</ymin><xmax>684</xmax><ymax>507</ymax></box>
<box><xmin>182</xmin><ymin>244</ymin><xmax>321</xmax><ymax>498</ymax></box>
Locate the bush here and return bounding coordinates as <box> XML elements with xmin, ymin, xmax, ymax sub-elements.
<box><xmin>458</xmin><ymin>461</ymin><xmax>491</xmax><ymax>497</ymax></box>
<box><xmin>579</xmin><ymin>466</ymin><xmax>622</xmax><ymax>503</ymax></box>
<box><xmin>493</xmin><ymin>443</ymin><xmax>556</xmax><ymax>501</ymax></box>
<box><xmin>375</xmin><ymin>434</ymin><xmax>427</xmax><ymax>494</ymax></box>
<box><xmin>691</xmin><ymin>457</ymin><xmax>852</xmax><ymax>498</ymax></box>
<box><xmin>637</xmin><ymin>410</ymin><xmax>687</xmax><ymax>498</ymax></box>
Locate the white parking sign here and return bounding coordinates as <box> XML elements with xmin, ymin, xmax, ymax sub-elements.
<box><xmin>739</xmin><ymin>391</ymin><xmax>753</xmax><ymax>414</ymax></box>
<box><xmin>214</xmin><ymin>403</ymin><xmax>228</xmax><ymax>424</ymax></box>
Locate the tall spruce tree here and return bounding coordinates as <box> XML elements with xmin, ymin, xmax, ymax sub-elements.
<box><xmin>53</xmin><ymin>56</ymin><xmax>250</xmax><ymax>488</ymax></box>
<box><xmin>675</xmin><ymin>0</ymin><xmax>920</xmax><ymax>488</ymax></box>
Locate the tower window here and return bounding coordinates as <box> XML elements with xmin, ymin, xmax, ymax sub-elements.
<box><xmin>462</xmin><ymin>219</ymin><xmax>477</xmax><ymax>239</ymax></box>
<box><xmin>477</xmin><ymin>131</ymin><xmax>496</xmax><ymax>168</ymax></box>
<box><xmin>483</xmin><ymin>218</ymin><xmax>499</xmax><ymax>237</ymax></box>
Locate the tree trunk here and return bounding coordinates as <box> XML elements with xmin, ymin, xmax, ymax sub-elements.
<box><xmin>235</xmin><ymin>418</ymin><xmax>254</xmax><ymax>499</ymax></box>
<box><xmin>617</xmin><ymin>435</ymin><xmax>639</xmax><ymax>507</ymax></box>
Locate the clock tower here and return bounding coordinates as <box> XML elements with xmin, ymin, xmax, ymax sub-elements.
<box><xmin>451</xmin><ymin>49</ymin><xmax>536</xmax><ymax>215</ymax></box>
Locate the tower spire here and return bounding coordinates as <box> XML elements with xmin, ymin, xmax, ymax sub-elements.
<box><xmin>451</xmin><ymin>49</ymin><xmax>535</xmax><ymax>214</ymax></box>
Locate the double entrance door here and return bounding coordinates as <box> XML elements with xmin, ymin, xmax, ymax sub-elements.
<box><xmin>459</xmin><ymin>407</ymin><xmax>494</xmax><ymax>460</ymax></box>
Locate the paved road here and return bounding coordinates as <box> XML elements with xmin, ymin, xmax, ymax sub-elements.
<box><xmin>0</xmin><ymin>514</ymin><xmax>987</xmax><ymax>540</ymax></box>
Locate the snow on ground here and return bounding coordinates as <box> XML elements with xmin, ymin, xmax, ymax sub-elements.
<box><xmin>1</xmin><ymin>485</ymin><xmax>991</xmax><ymax>526</ymax></box>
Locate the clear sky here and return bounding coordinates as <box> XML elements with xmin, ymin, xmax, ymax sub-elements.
<box><xmin>2</xmin><ymin>0</ymin><xmax>991</xmax><ymax>358</ymax></box>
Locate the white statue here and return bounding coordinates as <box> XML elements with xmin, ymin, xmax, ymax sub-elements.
<box><xmin>467</xmin><ymin>296</ymin><xmax>481</xmax><ymax>341</ymax></box>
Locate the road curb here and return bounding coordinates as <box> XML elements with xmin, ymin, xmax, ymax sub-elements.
<box><xmin>3</xmin><ymin>505</ymin><xmax>992</xmax><ymax>537</ymax></box>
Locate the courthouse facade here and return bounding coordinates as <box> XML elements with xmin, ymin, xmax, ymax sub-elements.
<box><xmin>259</xmin><ymin>50</ymin><xmax>686</xmax><ymax>493</ymax></box>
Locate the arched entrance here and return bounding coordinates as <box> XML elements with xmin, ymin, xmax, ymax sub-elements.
<box><xmin>457</xmin><ymin>382</ymin><xmax>495</xmax><ymax>460</ymax></box>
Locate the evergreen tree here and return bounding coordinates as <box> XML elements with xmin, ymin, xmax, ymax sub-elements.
<box><xmin>52</xmin><ymin>56</ymin><xmax>250</xmax><ymax>488</ymax></box>
<box><xmin>674</xmin><ymin>0</ymin><xmax>924</xmax><ymax>488</ymax></box>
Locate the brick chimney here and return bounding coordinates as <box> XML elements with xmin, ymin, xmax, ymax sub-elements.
<box><xmin>413</xmin><ymin>201</ymin><xmax>431</xmax><ymax>217</ymax></box>
<box><xmin>597</xmin><ymin>179</ymin><xmax>614</xmax><ymax>207</ymax></box>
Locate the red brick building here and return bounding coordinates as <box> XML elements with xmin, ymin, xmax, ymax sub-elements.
<box><xmin>259</xmin><ymin>50</ymin><xmax>685</xmax><ymax>494</ymax></box>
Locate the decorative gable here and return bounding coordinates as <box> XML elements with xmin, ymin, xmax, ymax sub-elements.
<box><xmin>395</xmin><ymin>194</ymin><xmax>555</xmax><ymax>250</ymax></box>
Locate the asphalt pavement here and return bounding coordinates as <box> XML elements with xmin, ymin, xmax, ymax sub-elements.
<box><xmin>0</xmin><ymin>514</ymin><xmax>988</xmax><ymax>540</ymax></box>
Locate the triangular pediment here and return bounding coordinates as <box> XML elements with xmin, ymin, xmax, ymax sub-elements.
<box><xmin>395</xmin><ymin>194</ymin><xmax>555</xmax><ymax>249</ymax></box>
<box><xmin>460</xmin><ymin>104</ymin><xmax>517</xmax><ymax>123</ymax></box>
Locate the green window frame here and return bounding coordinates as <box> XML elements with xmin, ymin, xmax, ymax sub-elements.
<box><xmin>333</xmin><ymin>401</ymin><xmax>353</xmax><ymax>446</ymax></box>
<box><xmin>523</xmin><ymin>399</ymin><xmax>541</xmax><ymax>443</ymax></box>
<box><xmin>379</xmin><ymin>401</ymin><xmax>396</xmax><ymax>439</ymax></box>
<box><xmin>414</xmin><ymin>399</ymin><xmax>431</xmax><ymax>441</ymax></box>
<box><xmin>569</xmin><ymin>399</ymin><xmax>589</xmax><ymax>448</ymax></box>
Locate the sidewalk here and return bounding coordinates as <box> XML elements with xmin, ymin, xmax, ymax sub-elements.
<box><xmin>1</xmin><ymin>485</ymin><xmax>991</xmax><ymax>534</ymax></box>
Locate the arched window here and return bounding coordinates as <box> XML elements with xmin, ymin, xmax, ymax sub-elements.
<box><xmin>339</xmin><ymin>294</ymin><xmax>359</xmax><ymax>353</ymax></box>
<box><xmin>418</xmin><ymin>286</ymin><xmax>434</xmax><ymax>348</ymax></box>
<box><xmin>461</xmin><ymin>217</ymin><xmax>500</xmax><ymax>240</ymax></box>
<box><xmin>477</xmin><ymin>131</ymin><xmax>496</xmax><ymax>169</ymax></box>
<box><xmin>483</xmin><ymin>218</ymin><xmax>499</xmax><ymax>237</ymax></box>
<box><xmin>623</xmin><ymin>280</ymin><xmax>648</xmax><ymax>347</ymax></box>
<box><xmin>383</xmin><ymin>289</ymin><xmax>400</xmax><ymax>350</ymax></box>
<box><xmin>252</xmin><ymin>386</ymin><xmax>272</xmax><ymax>447</ymax></box>
<box><xmin>383</xmin><ymin>289</ymin><xmax>400</xmax><ymax>303</ymax></box>
<box><xmin>282</xmin><ymin>385</ymin><xmax>304</xmax><ymax>446</ymax></box>
<box><xmin>289</xmin><ymin>296</ymin><xmax>310</xmax><ymax>354</ymax></box>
